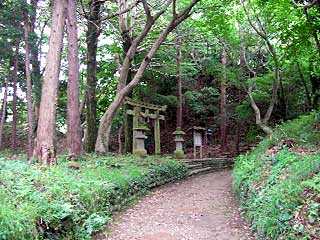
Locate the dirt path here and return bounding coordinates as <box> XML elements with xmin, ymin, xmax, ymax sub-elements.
<box><xmin>100</xmin><ymin>170</ymin><xmax>254</xmax><ymax>240</ymax></box>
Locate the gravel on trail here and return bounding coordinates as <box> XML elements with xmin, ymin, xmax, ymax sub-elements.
<box><xmin>98</xmin><ymin>170</ymin><xmax>254</xmax><ymax>240</ymax></box>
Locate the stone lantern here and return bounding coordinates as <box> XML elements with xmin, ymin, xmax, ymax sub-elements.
<box><xmin>173</xmin><ymin>129</ymin><xmax>186</xmax><ymax>159</ymax></box>
<box><xmin>133</xmin><ymin>126</ymin><xmax>149</xmax><ymax>157</ymax></box>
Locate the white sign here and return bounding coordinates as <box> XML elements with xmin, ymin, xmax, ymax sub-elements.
<box><xmin>194</xmin><ymin>132</ymin><xmax>202</xmax><ymax>146</ymax></box>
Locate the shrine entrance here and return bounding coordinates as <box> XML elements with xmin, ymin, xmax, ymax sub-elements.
<box><xmin>124</xmin><ymin>97</ymin><xmax>167</xmax><ymax>156</ymax></box>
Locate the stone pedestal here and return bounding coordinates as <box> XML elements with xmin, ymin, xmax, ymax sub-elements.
<box><xmin>173</xmin><ymin>129</ymin><xmax>186</xmax><ymax>159</ymax></box>
<box><xmin>133</xmin><ymin>127</ymin><xmax>148</xmax><ymax>157</ymax></box>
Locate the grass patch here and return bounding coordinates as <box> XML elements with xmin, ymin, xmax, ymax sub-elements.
<box><xmin>233</xmin><ymin>112</ymin><xmax>320</xmax><ymax>239</ymax></box>
<box><xmin>0</xmin><ymin>154</ymin><xmax>188</xmax><ymax>239</ymax></box>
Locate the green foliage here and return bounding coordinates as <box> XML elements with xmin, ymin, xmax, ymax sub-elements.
<box><xmin>269</xmin><ymin>112</ymin><xmax>320</xmax><ymax>145</ymax></box>
<box><xmin>185</xmin><ymin>87</ymin><xmax>219</xmax><ymax>114</ymax></box>
<box><xmin>0</xmin><ymin>154</ymin><xmax>188</xmax><ymax>239</ymax></box>
<box><xmin>153</xmin><ymin>94</ymin><xmax>177</xmax><ymax>108</ymax></box>
<box><xmin>84</xmin><ymin>213</ymin><xmax>110</xmax><ymax>236</ymax></box>
<box><xmin>244</xmin><ymin>125</ymin><xmax>264</xmax><ymax>143</ymax></box>
<box><xmin>233</xmin><ymin>113</ymin><xmax>320</xmax><ymax>239</ymax></box>
<box><xmin>236</xmin><ymin>100</ymin><xmax>253</xmax><ymax>120</ymax></box>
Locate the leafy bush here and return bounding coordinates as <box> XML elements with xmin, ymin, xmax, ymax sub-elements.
<box><xmin>0</xmin><ymin>154</ymin><xmax>188</xmax><ymax>239</ymax></box>
<box><xmin>185</xmin><ymin>87</ymin><xmax>219</xmax><ymax>115</ymax></box>
<box><xmin>233</xmin><ymin>113</ymin><xmax>320</xmax><ymax>239</ymax></box>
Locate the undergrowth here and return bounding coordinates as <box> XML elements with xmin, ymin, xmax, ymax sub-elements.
<box><xmin>0</xmin><ymin>154</ymin><xmax>188</xmax><ymax>239</ymax></box>
<box><xmin>233</xmin><ymin>112</ymin><xmax>320</xmax><ymax>239</ymax></box>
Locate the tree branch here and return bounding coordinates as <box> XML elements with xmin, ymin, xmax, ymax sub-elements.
<box><xmin>118</xmin><ymin>0</ymin><xmax>128</xmax><ymax>34</ymax></box>
<box><xmin>240</xmin><ymin>0</ymin><xmax>266</xmax><ymax>40</ymax></box>
<box><xmin>101</xmin><ymin>0</ymin><xmax>140</xmax><ymax>21</ymax></box>
<box><xmin>126</xmin><ymin>0</ymin><xmax>200</xmax><ymax>91</ymax></box>
<box><xmin>79</xmin><ymin>0</ymin><xmax>90</xmax><ymax>19</ymax></box>
<box><xmin>292</xmin><ymin>0</ymin><xmax>317</xmax><ymax>9</ymax></box>
<box><xmin>154</xmin><ymin>0</ymin><xmax>173</xmax><ymax>20</ymax></box>
<box><xmin>141</xmin><ymin>0</ymin><xmax>153</xmax><ymax>22</ymax></box>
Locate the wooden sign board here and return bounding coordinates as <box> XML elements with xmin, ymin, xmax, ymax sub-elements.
<box><xmin>194</xmin><ymin>132</ymin><xmax>202</xmax><ymax>146</ymax></box>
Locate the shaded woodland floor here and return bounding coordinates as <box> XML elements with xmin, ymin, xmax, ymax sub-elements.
<box><xmin>98</xmin><ymin>170</ymin><xmax>254</xmax><ymax>240</ymax></box>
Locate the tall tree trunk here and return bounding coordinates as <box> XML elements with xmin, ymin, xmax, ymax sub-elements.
<box><xmin>261</xmin><ymin>49</ymin><xmax>280</xmax><ymax>125</ymax></box>
<box><xmin>278</xmin><ymin>75</ymin><xmax>288</xmax><ymax>120</ymax></box>
<box><xmin>297</xmin><ymin>62</ymin><xmax>312</xmax><ymax>110</ymax></box>
<box><xmin>79</xmin><ymin>90</ymin><xmax>86</xmax><ymax>118</ymax></box>
<box><xmin>123</xmin><ymin>65</ymin><xmax>133</xmax><ymax>154</ymax></box>
<box><xmin>84</xmin><ymin>0</ymin><xmax>103</xmax><ymax>152</ymax></box>
<box><xmin>247</xmin><ymin>78</ymin><xmax>273</xmax><ymax>135</ymax></box>
<box><xmin>176</xmin><ymin>36</ymin><xmax>183</xmax><ymax>130</ymax></box>
<box><xmin>309</xmin><ymin>58</ymin><xmax>320</xmax><ymax>109</ymax></box>
<box><xmin>120</xmin><ymin>2</ymin><xmax>135</xmax><ymax>154</ymax></box>
<box><xmin>0</xmin><ymin>67</ymin><xmax>10</xmax><ymax>149</ymax></box>
<box><xmin>118</xmin><ymin>125</ymin><xmax>123</xmax><ymax>154</ymax></box>
<box><xmin>30</xmin><ymin>0</ymin><xmax>42</xmax><ymax>115</ymax></box>
<box><xmin>66</xmin><ymin>0</ymin><xmax>82</xmax><ymax>159</ymax></box>
<box><xmin>33</xmin><ymin>0</ymin><xmax>67</xmax><ymax>165</ymax></box>
<box><xmin>304</xmin><ymin>8</ymin><xmax>320</xmax><ymax>58</ymax></box>
<box><xmin>23</xmin><ymin>9</ymin><xmax>34</xmax><ymax>159</ymax></box>
<box><xmin>220</xmin><ymin>47</ymin><xmax>227</xmax><ymax>152</ymax></box>
<box><xmin>122</xmin><ymin>75</ymin><xmax>132</xmax><ymax>155</ymax></box>
<box><xmin>241</xmin><ymin>47</ymin><xmax>274</xmax><ymax>135</ymax></box>
<box><xmin>304</xmin><ymin>7</ymin><xmax>320</xmax><ymax>109</ymax></box>
<box><xmin>11</xmin><ymin>44</ymin><xmax>19</xmax><ymax>152</ymax></box>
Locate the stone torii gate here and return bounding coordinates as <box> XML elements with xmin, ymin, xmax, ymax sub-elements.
<box><xmin>124</xmin><ymin>97</ymin><xmax>167</xmax><ymax>156</ymax></box>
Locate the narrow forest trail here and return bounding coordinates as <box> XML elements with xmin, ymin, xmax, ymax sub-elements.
<box><xmin>98</xmin><ymin>170</ymin><xmax>254</xmax><ymax>240</ymax></box>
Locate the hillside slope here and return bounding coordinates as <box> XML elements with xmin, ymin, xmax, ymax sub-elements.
<box><xmin>233</xmin><ymin>113</ymin><xmax>320</xmax><ymax>239</ymax></box>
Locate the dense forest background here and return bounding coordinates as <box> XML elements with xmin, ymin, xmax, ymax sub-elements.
<box><xmin>0</xmin><ymin>0</ymin><xmax>319</xmax><ymax>160</ymax></box>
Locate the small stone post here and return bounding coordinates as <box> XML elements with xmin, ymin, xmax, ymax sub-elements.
<box><xmin>173</xmin><ymin>129</ymin><xmax>186</xmax><ymax>159</ymax></box>
<box><xmin>133</xmin><ymin>126</ymin><xmax>149</xmax><ymax>157</ymax></box>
